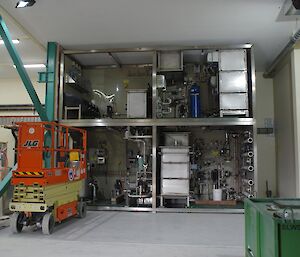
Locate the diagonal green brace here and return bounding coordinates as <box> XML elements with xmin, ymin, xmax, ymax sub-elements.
<box><xmin>0</xmin><ymin>15</ymin><xmax>48</xmax><ymax>122</ymax></box>
<box><xmin>0</xmin><ymin>164</ymin><xmax>17</xmax><ymax>198</ymax></box>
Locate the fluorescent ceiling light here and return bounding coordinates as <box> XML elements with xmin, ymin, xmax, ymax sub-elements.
<box><xmin>13</xmin><ymin>64</ymin><xmax>46</xmax><ymax>69</ymax></box>
<box><xmin>24</xmin><ymin>64</ymin><xmax>46</xmax><ymax>68</ymax></box>
<box><xmin>16</xmin><ymin>0</ymin><xmax>36</xmax><ymax>8</ymax></box>
<box><xmin>0</xmin><ymin>39</ymin><xmax>20</xmax><ymax>45</ymax></box>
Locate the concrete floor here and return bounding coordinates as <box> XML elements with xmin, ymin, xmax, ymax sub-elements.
<box><xmin>0</xmin><ymin>211</ymin><xmax>244</xmax><ymax>257</ymax></box>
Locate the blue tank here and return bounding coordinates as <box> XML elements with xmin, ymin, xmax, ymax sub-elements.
<box><xmin>190</xmin><ymin>83</ymin><xmax>201</xmax><ymax>118</ymax></box>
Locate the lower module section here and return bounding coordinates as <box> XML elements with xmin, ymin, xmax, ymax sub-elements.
<box><xmin>157</xmin><ymin>126</ymin><xmax>255</xmax><ymax>208</ymax></box>
<box><xmin>84</xmin><ymin>125</ymin><xmax>255</xmax><ymax>210</ymax></box>
<box><xmin>85</xmin><ymin>127</ymin><xmax>153</xmax><ymax>208</ymax></box>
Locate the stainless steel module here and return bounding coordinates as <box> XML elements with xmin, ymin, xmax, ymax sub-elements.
<box><xmin>219</xmin><ymin>50</ymin><xmax>247</xmax><ymax>71</ymax></box>
<box><xmin>219</xmin><ymin>71</ymin><xmax>248</xmax><ymax>93</ymax></box>
<box><xmin>219</xmin><ymin>49</ymin><xmax>249</xmax><ymax>117</ymax></box>
<box><xmin>220</xmin><ymin>93</ymin><xmax>248</xmax><ymax>111</ymax></box>
<box><xmin>58</xmin><ymin>44</ymin><xmax>256</xmax><ymax>212</ymax></box>
<box><xmin>157</xmin><ymin>50</ymin><xmax>183</xmax><ymax>71</ymax></box>
<box><xmin>127</xmin><ymin>89</ymin><xmax>147</xmax><ymax>118</ymax></box>
<box><xmin>164</xmin><ymin>132</ymin><xmax>190</xmax><ymax>147</ymax></box>
<box><xmin>160</xmin><ymin>146</ymin><xmax>190</xmax><ymax>207</ymax></box>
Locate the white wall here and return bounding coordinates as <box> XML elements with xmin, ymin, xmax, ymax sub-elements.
<box><xmin>273</xmin><ymin>54</ymin><xmax>297</xmax><ymax>197</ymax></box>
<box><xmin>0</xmin><ymin>77</ymin><xmax>45</xmax><ymax>167</ymax></box>
<box><xmin>291</xmin><ymin>49</ymin><xmax>300</xmax><ymax>197</ymax></box>
<box><xmin>255</xmin><ymin>72</ymin><xmax>276</xmax><ymax>197</ymax></box>
<box><xmin>0</xmin><ymin>77</ymin><xmax>45</xmax><ymax>105</ymax></box>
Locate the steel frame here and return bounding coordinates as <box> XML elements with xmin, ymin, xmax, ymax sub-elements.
<box><xmin>56</xmin><ymin>44</ymin><xmax>257</xmax><ymax>212</ymax></box>
<box><xmin>63</xmin><ymin>44</ymin><xmax>252</xmax><ymax>55</ymax></box>
<box><xmin>61</xmin><ymin>118</ymin><xmax>254</xmax><ymax>127</ymax></box>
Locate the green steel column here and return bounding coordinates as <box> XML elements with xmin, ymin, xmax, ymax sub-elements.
<box><xmin>0</xmin><ymin>16</ymin><xmax>48</xmax><ymax>122</ymax></box>
<box><xmin>45</xmin><ymin>42</ymin><xmax>58</xmax><ymax>121</ymax></box>
<box><xmin>44</xmin><ymin>42</ymin><xmax>59</xmax><ymax>168</ymax></box>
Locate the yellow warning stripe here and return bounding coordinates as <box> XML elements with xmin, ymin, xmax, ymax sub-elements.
<box><xmin>15</xmin><ymin>171</ymin><xmax>43</xmax><ymax>177</ymax></box>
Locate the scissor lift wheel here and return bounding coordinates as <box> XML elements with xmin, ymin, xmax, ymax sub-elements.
<box><xmin>77</xmin><ymin>201</ymin><xmax>87</xmax><ymax>218</ymax></box>
<box><xmin>42</xmin><ymin>212</ymin><xmax>55</xmax><ymax>235</ymax></box>
<box><xmin>10</xmin><ymin>212</ymin><xmax>24</xmax><ymax>233</ymax></box>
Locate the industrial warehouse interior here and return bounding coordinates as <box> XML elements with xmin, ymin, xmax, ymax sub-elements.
<box><xmin>0</xmin><ymin>0</ymin><xmax>300</xmax><ymax>256</ymax></box>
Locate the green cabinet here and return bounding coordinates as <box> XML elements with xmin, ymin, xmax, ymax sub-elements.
<box><xmin>245</xmin><ymin>199</ymin><xmax>300</xmax><ymax>257</ymax></box>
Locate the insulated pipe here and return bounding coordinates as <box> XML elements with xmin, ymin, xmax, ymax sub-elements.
<box><xmin>242</xmin><ymin>151</ymin><xmax>254</xmax><ymax>158</ymax></box>
<box><xmin>126</xmin><ymin>138</ymin><xmax>146</xmax><ymax>165</ymax></box>
<box><xmin>89</xmin><ymin>183</ymin><xmax>97</xmax><ymax>202</ymax></box>
<box><xmin>162</xmin><ymin>98</ymin><xmax>172</xmax><ymax>105</ymax></box>
<box><xmin>264</xmin><ymin>28</ymin><xmax>300</xmax><ymax>78</ymax></box>
<box><xmin>243</xmin><ymin>192</ymin><xmax>254</xmax><ymax>199</ymax></box>
<box><xmin>243</xmin><ymin>137</ymin><xmax>253</xmax><ymax>144</ymax></box>
<box><xmin>242</xmin><ymin>179</ymin><xmax>254</xmax><ymax>186</ymax></box>
<box><xmin>242</xmin><ymin>166</ymin><xmax>254</xmax><ymax>172</ymax></box>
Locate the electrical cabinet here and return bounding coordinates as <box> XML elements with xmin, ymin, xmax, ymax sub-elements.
<box><xmin>127</xmin><ymin>89</ymin><xmax>147</xmax><ymax>118</ymax></box>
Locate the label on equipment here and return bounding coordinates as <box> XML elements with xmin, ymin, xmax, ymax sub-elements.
<box><xmin>68</xmin><ymin>169</ymin><xmax>74</xmax><ymax>181</ymax></box>
<box><xmin>55</xmin><ymin>170</ymin><xmax>62</xmax><ymax>176</ymax></box>
<box><xmin>23</xmin><ymin>140</ymin><xmax>39</xmax><ymax>147</ymax></box>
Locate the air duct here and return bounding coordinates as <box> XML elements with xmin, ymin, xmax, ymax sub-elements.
<box><xmin>264</xmin><ymin>28</ymin><xmax>300</xmax><ymax>78</ymax></box>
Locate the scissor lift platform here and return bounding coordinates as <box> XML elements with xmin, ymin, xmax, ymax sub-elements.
<box><xmin>9</xmin><ymin>122</ymin><xmax>87</xmax><ymax>234</ymax></box>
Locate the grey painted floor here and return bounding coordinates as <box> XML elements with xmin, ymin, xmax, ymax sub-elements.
<box><xmin>0</xmin><ymin>211</ymin><xmax>244</xmax><ymax>257</ymax></box>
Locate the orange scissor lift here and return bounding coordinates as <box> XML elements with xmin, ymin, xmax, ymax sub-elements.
<box><xmin>9</xmin><ymin>122</ymin><xmax>87</xmax><ymax>234</ymax></box>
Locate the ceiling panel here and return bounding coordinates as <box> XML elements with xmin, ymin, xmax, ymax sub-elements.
<box><xmin>0</xmin><ymin>0</ymin><xmax>297</xmax><ymax>71</ymax></box>
<box><xmin>115</xmin><ymin>52</ymin><xmax>153</xmax><ymax>65</ymax></box>
<box><xmin>184</xmin><ymin>50</ymin><xmax>208</xmax><ymax>64</ymax></box>
<box><xmin>72</xmin><ymin>53</ymin><xmax>115</xmax><ymax>66</ymax></box>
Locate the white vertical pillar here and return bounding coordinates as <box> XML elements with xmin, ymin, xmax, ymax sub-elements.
<box><xmin>291</xmin><ymin>48</ymin><xmax>300</xmax><ymax>197</ymax></box>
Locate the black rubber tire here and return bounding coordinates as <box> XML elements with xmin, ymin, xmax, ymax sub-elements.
<box><xmin>77</xmin><ymin>201</ymin><xmax>87</xmax><ymax>218</ymax></box>
<box><xmin>10</xmin><ymin>212</ymin><xmax>24</xmax><ymax>233</ymax></box>
<box><xmin>42</xmin><ymin>212</ymin><xmax>55</xmax><ymax>235</ymax></box>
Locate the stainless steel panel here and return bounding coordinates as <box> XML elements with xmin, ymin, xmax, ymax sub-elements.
<box><xmin>127</xmin><ymin>90</ymin><xmax>147</xmax><ymax>118</ymax></box>
<box><xmin>158</xmin><ymin>51</ymin><xmax>183</xmax><ymax>71</ymax></box>
<box><xmin>220</xmin><ymin>93</ymin><xmax>248</xmax><ymax>110</ymax></box>
<box><xmin>61</xmin><ymin>117</ymin><xmax>255</xmax><ymax>127</ymax></box>
<box><xmin>152</xmin><ymin>125</ymin><xmax>157</xmax><ymax>209</ymax></box>
<box><xmin>161</xmin><ymin>147</ymin><xmax>190</xmax><ymax>154</ymax></box>
<box><xmin>162</xmin><ymin>153</ymin><xmax>189</xmax><ymax>163</ymax></box>
<box><xmin>87</xmin><ymin>205</ymin><xmax>245</xmax><ymax>213</ymax></box>
<box><xmin>219</xmin><ymin>50</ymin><xmax>247</xmax><ymax>71</ymax></box>
<box><xmin>156</xmin><ymin>75</ymin><xmax>166</xmax><ymax>89</ymax></box>
<box><xmin>164</xmin><ymin>132</ymin><xmax>189</xmax><ymax>146</ymax></box>
<box><xmin>219</xmin><ymin>71</ymin><xmax>248</xmax><ymax>93</ymax></box>
<box><xmin>161</xmin><ymin>163</ymin><xmax>189</xmax><ymax>178</ymax></box>
<box><xmin>161</xmin><ymin>146</ymin><xmax>190</xmax><ymax>178</ymax></box>
<box><xmin>64</xmin><ymin>44</ymin><xmax>252</xmax><ymax>55</ymax></box>
<box><xmin>162</xmin><ymin>179</ymin><xmax>189</xmax><ymax>195</ymax></box>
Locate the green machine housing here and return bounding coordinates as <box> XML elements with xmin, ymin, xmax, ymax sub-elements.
<box><xmin>245</xmin><ymin>198</ymin><xmax>300</xmax><ymax>257</ymax></box>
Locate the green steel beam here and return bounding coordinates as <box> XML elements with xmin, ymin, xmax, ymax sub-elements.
<box><xmin>0</xmin><ymin>15</ymin><xmax>48</xmax><ymax>122</ymax></box>
<box><xmin>44</xmin><ymin>42</ymin><xmax>58</xmax><ymax>168</ymax></box>
<box><xmin>45</xmin><ymin>42</ymin><xmax>57</xmax><ymax>121</ymax></box>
